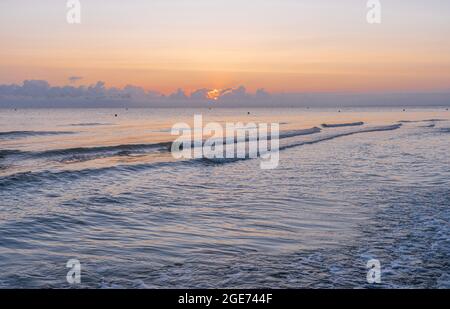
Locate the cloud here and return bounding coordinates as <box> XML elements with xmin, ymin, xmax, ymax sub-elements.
<box><xmin>189</xmin><ymin>86</ymin><xmax>253</xmax><ymax>101</ymax></box>
<box><xmin>0</xmin><ymin>80</ymin><xmax>449</xmax><ymax>108</ymax></box>
<box><xmin>169</xmin><ymin>88</ymin><xmax>188</xmax><ymax>100</ymax></box>
<box><xmin>0</xmin><ymin>80</ymin><xmax>164</xmax><ymax>101</ymax></box>
<box><xmin>220</xmin><ymin>86</ymin><xmax>249</xmax><ymax>101</ymax></box>
<box><xmin>21</xmin><ymin>80</ymin><xmax>50</xmax><ymax>96</ymax></box>
<box><xmin>255</xmin><ymin>88</ymin><xmax>271</xmax><ymax>99</ymax></box>
<box><xmin>190</xmin><ymin>88</ymin><xmax>211</xmax><ymax>100</ymax></box>
<box><xmin>68</xmin><ymin>76</ymin><xmax>83</xmax><ymax>83</ymax></box>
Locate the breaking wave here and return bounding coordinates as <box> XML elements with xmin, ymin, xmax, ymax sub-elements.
<box><xmin>200</xmin><ymin>124</ymin><xmax>402</xmax><ymax>164</ymax></box>
<box><xmin>279</xmin><ymin>127</ymin><xmax>321</xmax><ymax>138</ymax></box>
<box><xmin>33</xmin><ymin>142</ymin><xmax>172</xmax><ymax>158</ymax></box>
<box><xmin>0</xmin><ymin>130</ymin><xmax>75</xmax><ymax>140</ymax></box>
<box><xmin>398</xmin><ymin>119</ymin><xmax>447</xmax><ymax>123</ymax></box>
<box><xmin>280</xmin><ymin>124</ymin><xmax>402</xmax><ymax>151</ymax></box>
<box><xmin>0</xmin><ymin>124</ymin><xmax>404</xmax><ymax>187</ymax></box>
<box><xmin>321</xmin><ymin>122</ymin><xmax>364</xmax><ymax>128</ymax></box>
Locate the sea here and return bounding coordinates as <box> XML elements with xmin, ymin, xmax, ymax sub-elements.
<box><xmin>0</xmin><ymin>107</ymin><xmax>449</xmax><ymax>288</ymax></box>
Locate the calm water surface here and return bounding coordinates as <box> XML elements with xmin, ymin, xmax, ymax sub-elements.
<box><xmin>0</xmin><ymin>107</ymin><xmax>449</xmax><ymax>288</ymax></box>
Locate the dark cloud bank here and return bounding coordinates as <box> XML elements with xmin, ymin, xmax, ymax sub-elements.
<box><xmin>0</xmin><ymin>80</ymin><xmax>449</xmax><ymax>108</ymax></box>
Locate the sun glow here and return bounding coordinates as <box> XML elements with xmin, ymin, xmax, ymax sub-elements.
<box><xmin>206</xmin><ymin>89</ymin><xmax>221</xmax><ymax>101</ymax></box>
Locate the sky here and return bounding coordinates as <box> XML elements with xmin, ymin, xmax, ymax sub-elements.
<box><xmin>0</xmin><ymin>0</ymin><xmax>450</xmax><ymax>105</ymax></box>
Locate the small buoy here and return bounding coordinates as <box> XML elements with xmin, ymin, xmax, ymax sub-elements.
<box><xmin>338</xmin><ymin>110</ymin><xmax>341</xmax><ymax>113</ymax></box>
<box><xmin>247</xmin><ymin>111</ymin><xmax>250</xmax><ymax>115</ymax></box>
<box><xmin>114</xmin><ymin>114</ymin><xmax>118</xmax><ymax>117</ymax></box>
<box><xmin>403</xmin><ymin>109</ymin><xmax>406</xmax><ymax>112</ymax></box>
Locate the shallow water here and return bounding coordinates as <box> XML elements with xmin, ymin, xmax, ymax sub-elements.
<box><xmin>0</xmin><ymin>107</ymin><xmax>449</xmax><ymax>288</ymax></box>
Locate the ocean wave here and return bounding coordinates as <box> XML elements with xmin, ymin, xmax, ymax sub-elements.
<box><xmin>421</xmin><ymin>124</ymin><xmax>436</xmax><ymax>128</ymax></box>
<box><xmin>173</xmin><ymin>126</ymin><xmax>321</xmax><ymax>151</ymax></box>
<box><xmin>67</xmin><ymin>122</ymin><xmax>113</xmax><ymax>127</ymax></box>
<box><xmin>2</xmin><ymin>127</ymin><xmax>320</xmax><ymax>165</ymax></box>
<box><xmin>0</xmin><ymin>130</ymin><xmax>75</xmax><ymax>140</ymax></box>
<box><xmin>321</xmin><ymin>122</ymin><xmax>364</xmax><ymax>128</ymax></box>
<box><xmin>398</xmin><ymin>119</ymin><xmax>448</xmax><ymax>123</ymax></box>
<box><xmin>1</xmin><ymin>127</ymin><xmax>320</xmax><ymax>163</ymax></box>
<box><xmin>33</xmin><ymin>142</ymin><xmax>172</xmax><ymax>158</ymax></box>
<box><xmin>0</xmin><ymin>124</ymin><xmax>403</xmax><ymax>184</ymax></box>
<box><xmin>0</xmin><ymin>141</ymin><xmax>173</xmax><ymax>165</ymax></box>
<box><xmin>0</xmin><ymin>160</ymin><xmax>182</xmax><ymax>188</ymax></box>
<box><xmin>279</xmin><ymin>127</ymin><xmax>321</xmax><ymax>138</ymax></box>
<box><xmin>280</xmin><ymin>124</ymin><xmax>402</xmax><ymax>151</ymax></box>
<box><xmin>0</xmin><ymin>149</ymin><xmax>25</xmax><ymax>158</ymax></box>
<box><xmin>200</xmin><ymin>124</ymin><xmax>402</xmax><ymax>164</ymax></box>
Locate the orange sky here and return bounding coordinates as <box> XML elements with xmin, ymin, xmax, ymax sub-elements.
<box><xmin>0</xmin><ymin>0</ymin><xmax>449</xmax><ymax>94</ymax></box>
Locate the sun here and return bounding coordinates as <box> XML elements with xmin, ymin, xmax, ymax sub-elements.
<box><xmin>206</xmin><ymin>89</ymin><xmax>220</xmax><ymax>101</ymax></box>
